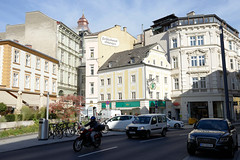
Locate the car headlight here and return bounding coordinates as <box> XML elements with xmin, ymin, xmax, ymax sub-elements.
<box><xmin>188</xmin><ymin>134</ymin><xmax>196</xmax><ymax>141</ymax></box>
<box><xmin>139</xmin><ymin>126</ymin><xmax>145</xmax><ymax>130</ymax></box>
<box><xmin>219</xmin><ymin>136</ymin><xmax>229</xmax><ymax>143</ymax></box>
<box><xmin>126</xmin><ymin>126</ymin><xmax>129</xmax><ymax>130</ymax></box>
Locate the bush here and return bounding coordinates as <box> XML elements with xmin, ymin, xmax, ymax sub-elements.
<box><xmin>49</xmin><ymin>113</ymin><xmax>57</xmax><ymax>119</ymax></box>
<box><xmin>16</xmin><ymin>114</ymin><xmax>23</xmax><ymax>121</ymax></box>
<box><xmin>5</xmin><ymin>114</ymin><xmax>15</xmax><ymax>122</ymax></box>
<box><xmin>40</xmin><ymin>107</ymin><xmax>46</xmax><ymax>118</ymax></box>
<box><xmin>21</xmin><ymin>106</ymin><xmax>32</xmax><ymax>121</ymax></box>
<box><xmin>0</xmin><ymin>116</ymin><xmax>7</xmax><ymax>122</ymax></box>
<box><xmin>0</xmin><ymin>102</ymin><xmax>7</xmax><ymax>114</ymax></box>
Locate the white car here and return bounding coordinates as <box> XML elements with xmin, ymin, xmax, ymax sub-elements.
<box><xmin>167</xmin><ymin>117</ymin><xmax>184</xmax><ymax>128</ymax></box>
<box><xmin>106</xmin><ymin>115</ymin><xmax>136</xmax><ymax>131</ymax></box>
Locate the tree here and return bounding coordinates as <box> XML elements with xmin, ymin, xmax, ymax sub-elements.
<box><xmin>49</xmin><ymin>95</ymin><xmax>85</xmax><ymax>121</ymax></box>
<box><xmin>0</xmin><ymin>102</ymin><xmax>7</xmax><ymax>115</ymax></box>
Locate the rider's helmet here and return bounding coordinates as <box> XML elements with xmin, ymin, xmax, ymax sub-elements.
<box><xmin>90</xmin><ymin>116</ymin><xmax>96</xmax><ymax>121</ymax></box>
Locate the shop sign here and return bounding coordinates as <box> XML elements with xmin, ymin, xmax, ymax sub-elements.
<box><xmin>101</xmin><ymin>36</ymin><xmax>119</xmax><ymax>47</ymax></box>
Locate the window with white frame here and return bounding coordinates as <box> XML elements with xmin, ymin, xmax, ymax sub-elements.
<box><xmin>190</xmin><ymin>36</ymin><xmax>204</xmax><ymax>46</ymax></box>
<box><xmin>191</xmin><ymin>56</ymin><xmax>197</xmax><ymax>66</ymax></box>
<box><xmin>172</xmin><ymin>38</ymin><xmax>177</xmax><ymax>48</ymax></box>
<box><xmin>118</xmin><ymin>92</ymin><xmax>122</xmax><ymax>100</ymax></box>
<box><xmin>60</xmin><ymin>70</ymin><xmax>63</xmax><ymax>83</ymax></box>
<box><xmin>90</xmin><ymin>48</ymin><xmax>94</xmax><ymax>58</ymax></box>
<box><xmin>26</xmin><ymin>54</ymin><xmax>31</xmax><ymax>66</ymax></box>
<box><xmin>68</xmin><ymin>73</ymin><xmax>70</xmax><ymax>84</ymax></box>
<box><xmin>200</xmin><ymin>77</ymin><xmax>206</xmax><ymax>88</ymax></box>
<box><xmin>230</xmin><ymin>59</ymin><xmax>234</xmax><ymax>69</ymax></box>
<box><xmin>173</xmin><ymin>57</ymin><xmax>178</xmax><ymax>68</ymax></box>
<box><xmin>52</xmin><ymin>81</ymin><xmax>56</xmax><ymax>92</ymax></box>
<box><xmin>131</xmin><ymin>75</ymin><xmax>136</xmax><ymax>83</ymax></box>
<box><xmin>14</xmin><ymin>50</ymin><xmax>19</xmax><ymax>63</ymax></box>
<box><xmin>53</xmin><ymin>64</ymin><xmax>56</xmax><ymax>74</ymax></box>
<box><xmin>174</xmin><ymin>78</ymin><xmax>179</xmax><ymax>90</ymax></box>
<box><xmin>35</xmin><ymin>77</ymin><xmax>40</xmax><ymax>90</ymax></box>
<box><xmin>90</xmin><ymin>65</ymin><xmax>94</xmax><ymax>75</ymax></box>
<box><xmin>68</xmin><ymin>54</ymin><xmax>71</xmax><ymax>64</ymax></box>
<box><xmin>36</xmin><ymin>58</ymin><xmax>40</xmax><ymax>70</ymax></box>
<box><xmin>61</xmin><ymin>34</ymin><xmax>64</xmax><ymax>43</ymax></box>
<box><xmin>45</xmin><ymin>61</ymin><xmax>49</xmax><ymax>72</ymax></box>
<box><xmin>156</xmin><ymin>76</ymin><xmax>159</xmax><ymax>83</ymax></box>
<box><xmin>156</xmin><ymin>92</ymin><xmax>160</xmax><ymax>99</ymax></box>
<box><xmin>164</xmin><ymin>77</ymin><xmax>168</xmax><ymax>84</ymax></box>
<box><xmin>190</xmin><ymin>36</ymin><xmax>196</xmax><ymax>46</ymax></box>
<box><xmin>61</xmin><ymin>50</ymin><xmax>64</xmax><ymax>61</ymax></box>
<box><xmin>25</xmin><ymin>75</ymin><xmax>30</xmax><ymax>89</ymax></box>
<box><xmin>107</xmin><ymin>93</ymin><xmax>111</xmax><ymax>100</ymax></box>
<box><xmin>101</xmin><ymin>79</ymin><xmax>104</xmax><ymax>86</ymax></box>
<box><xmin>149</xmin><ymin>74</ymin><xmax>153</xmax><ymax>80</ymax></box>
<box><xmin>149</xmin><ymin>92</ymin><xmax>153</xmax><ymax>98</ymax></box>
<box><xmin>229</xmin><ymin>41</ymin><xmax>232</xmax><ymax>50</ymax></box>
<box><xmin>192</xmin><ymin>77</ymin><xmax>198</xmax><ymax>89</ymax></box>
<box><xmin>132</xmin><ymin>92</ymin><xmax>136</xmax><ymax>99</ymax></box>
<box><xmin>13</xmin><ymin>72</ymin><xmax>19</xmax><ymax>87</ymax></box>
<box><xmin>44</xmin><ymin>79</ymin><xmax>48</xmax><ymax>91</ymax></box>
<box><xmin>90</xmin><ymin>82</ymin><xmax>94</xmax><ymax>94</ymax></box>
<box><xmin>197</xmin><ymin>36</ymin><xmax>204</xmax><ymax>45</ymax></box>
<box><xmin>118</xmin><ymin>76</ymin><xmax>122</xmax><ymax>84</ymax></box>
<box><xmin>101</xmin><ymin>94</ymin><xmax>104</xmax><ymax>101</ymax></box>
<box><xmin>199</xmin><ymin>55</ymin><xmax>205</xmax><ymax>66</ymax></box>
<box><xmin>107</xmin><ymin>78</ymin><xmax>111</xmax><ymax>85</ymax></box>
<box><xmin>165</xmin><ymin>93</ymin><xmax>168</xmax><ymax>99</ymax></box>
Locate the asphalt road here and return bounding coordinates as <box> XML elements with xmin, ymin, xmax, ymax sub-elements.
<box><xmin>0</xmin><ymin>128</ymin><xmax>239</xmax><ymax>160</ymax></box>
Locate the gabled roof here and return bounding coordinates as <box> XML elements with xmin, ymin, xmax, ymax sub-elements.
<box><xmin>98</xmin><ymin>43</ymin><xmax>158</xmax><ymax>71</ymax></box>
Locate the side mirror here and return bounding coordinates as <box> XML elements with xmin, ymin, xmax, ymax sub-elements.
<box><xmin>229</xmin><ymin>125</ymin><xmax>235</xmax><ymax>130</ymax></box>
<box><xmin>193</xmin><ymin>123</ymin><xmax>197</xmax><ymax>129</ymax></box>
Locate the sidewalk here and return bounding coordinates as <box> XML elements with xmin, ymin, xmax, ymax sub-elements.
<box><xmin>0</xmin><ymin>131</ymin><xmax>125</xmax><ymax>153</ymax></box>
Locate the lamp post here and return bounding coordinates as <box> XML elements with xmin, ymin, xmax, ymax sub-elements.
<box><xmin>220</xmin><ymin>25</ymin><xmax>231</xmax><ymax>121</ymax></box>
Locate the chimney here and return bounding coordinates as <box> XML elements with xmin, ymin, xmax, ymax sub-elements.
<box><xmin>25</xmin><ymin>44</ymin><xmax>32</xmax><ymax>48</ymax></box>
<box><xmin>115</xmin><ymin>25</ymin><xmax>121</xmax><ymax>30</ymax></box>
<box><xmin>187</xmin><ymin>11</ymin><xmax>195</xmax><ymax>17</ymax></box>
<box><xmin>123</xmin><ymin>27</ymin><xmax>127</xmax><ymax>32</ymax></box>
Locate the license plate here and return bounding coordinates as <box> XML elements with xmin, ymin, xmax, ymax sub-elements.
<box><xmin>200</xmin><ymin>143</ymin><xmax>213</xmax><ymax>148</ymax></box>
<box><xmin>129</xmin><ymin>131</ymin><xmax>135</xmax><ymax>134</ymax></box>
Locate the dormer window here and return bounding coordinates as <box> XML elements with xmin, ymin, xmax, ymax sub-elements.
<box><xmin>108</xmin><ymin>62</ymin><xmax>112</xmax><ymax>68</ymax></box>
<box><xmin>130</xmin><ymin>57</ymin><xmax>135</xmax><ymax>64</ymax></box>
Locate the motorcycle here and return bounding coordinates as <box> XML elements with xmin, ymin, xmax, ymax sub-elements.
<box><xmin>73</xmin><ymin>126</ymin><xmax>103</xmax><ymax>152</ymax></box>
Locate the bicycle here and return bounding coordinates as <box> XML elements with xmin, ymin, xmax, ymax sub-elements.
<box><xmin>61</xmin><ymin>121</ymin><xmax>75</xmax><ymax>137</ymax></box>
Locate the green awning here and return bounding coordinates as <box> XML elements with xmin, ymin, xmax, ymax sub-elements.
<box><xmin>102</xmin><ymin>103</ymin><xmax>112</xmax><ymax>109</ymax></box>
<box><xmin>116</xmin><ymin>101</ymin><xmax>140</xmax><ymax>108</ymax></box>
<box><xmin>149</xmin><ymin>100</ymin><xmax>166</xmax><ymax>108</ymax></box>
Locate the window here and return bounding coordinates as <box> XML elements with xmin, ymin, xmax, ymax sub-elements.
<box><xmin>13</xmin><ymin>72</ymin><xmax>19</xmax><ymax>87</ymax></box>
<box><xmin>107</xmin><ymin>78</ymin><xmax>111</xmax><ymax>85</ymax></box>
<box><xmin>191</xmin><ymin>56</ymin><xmax>197</xmax><ymax>66</ymax></box>
<box><xmin>61</xmin><ymin>50</ymin><xmax>64</xmax><ymax>61</ymax></box>
<box><xmin>107</xmin><ymin>93</ymin><xmax>111</xmax><ymax>100</ymax></box>
<box><xmin>91</xmin><ymin>65</ymin><xmax>94</xmax><ymax>75</ymax></box>
<box><xmin>130</xmin><ymin>57</ymin><xmax>135</xmax><ymax>64</ymax></box>
<box><xmin>198</xmin><ymin>36</ymin><xmax>204</xmax><ymax>45</ymax></box>
<box><xmin>199</xmin><ymin>55</ymin><xmax>205</xmax><ymax>66</ymax></box>
<box><xmin>192</xmin><ymin>77</ymin><xmax>198</xmax><ymax>88</ymax></box>
<box><xmin>165</xmin><ymin>93</ymin><xmax>168</xmax><ymax>99</ymax></box>
<box><xmin>132</xmin><ymin>92</ymin><xmax>136</xmax><ymax>99</ymax></box>
<box><xmin>149</xmin><ymin>74</ymin><xmax>153</xmax><ymax>80</ymax></box>
<box><xmin>172</xmin><ymin>38</ymin><xmax>177</xmax><ymax>48</ymax></box>
<box><xmin>25</xmin><ymin>75</ymin><xmax>30</xmax><ymax>89</ymax></box>
<box><xmin>36</xmin><ymin>58</ymin><xmax>40</xmax><ymax>70</ymax></box>
<box><xmin>200</xmin><ymin>77</ymin><xmax>206</xmax><ymax>88</ymax></box>
<box><xmin>101</xmin><ymin>94</ymin><xmax>104</xmax><ymax>101</ymax></box>
<box><xmin>174</xmin><ymin>78</ymin><xmax>179</xmax><ymax>90</ymax></box>
<box><xmin>190</xmin><ymin>36</ymin><xmax>196</xmax><ymax>46</ymax></box>
<box><xmin>164</xmin><ymin>77</ymin><xmax>168</xmax><ymax>84</ymax></box>
<box><xmin>229</xmin><ymin>41</ymin><xmax>232</xmax><ymax>50</ymax></box>
<box><xmin>118</xmin><ymin>76</ymin><xmax>122</xmax><ymax>84</ymax></box>
<box><xmin>53</xmin><ymin>64</ymin><xmax>56</xmax><ymax>74</ymax></box>
<box><xmin>61</xmin><ymin>34</ymin><xmax>64</xmax><ymax>43</ymax></box>
<box><xmin>156</xmin><ymin>76</ymin><xmax>159</xmax><ymax>83</ymax></box>
<box><xmin>45</xmin><ymin>61</ymin><xmax>49</xmax><ymax>72</ymax></box>
<box><xmin>35</xmin><ymin>77</ymin><xmax>40</xmax><ymax>90</ymax></box>
<box><xmin>68</xmin><ymin>54</ymin><xmax>71</xmax><ymax>64</ymax></box>
<box><xmin>131</xmin><ymin>75</ymin><xmax>136</xmax><ymax>83</ymax></box>
<box><xmin>149</xmin><ymin>92</ymin><xmax>153</xmax><ymax>98</ymax></box>
<box><xmin>230</xmin><ymin>59</ymin><xmax>234</xmax><ymax>69</ymax></box>
<box><xmin>68</xmin><ymin>73</ymin><xmax>70</xmax><ymax>84</ymax></box>
<box><xmin>44</xmin><ymin>79</ymin><xmax>48</xmax><ymax>91</ymax></box>
<box><xmin>90</xmin><ymin>82</ymin><xmax>94</xmax><ymax>94</ymax></box>
<box><xmin>52</xmin><ymin>81</ymin><xmax>56</xmax><ymax>92</ymax></box>
<box><xmin>90</xmin><ymin>48</ymin><xmax>94</xmax><ymax>58</ymax></box>
<box><xmin>118</xmin><ymin>92</ymin><xmax>122</xmax><ymax>100</ymax></box>
<box><xmin>153</xmin><ymin>60</ymin><xmax>155</xmax><ymax>65</ymax></box>
<box><xmin>173</xmin><ymin>57</ymin><xmax>178</xmax><ymax>68</ymax></box>
<box><xmin>60</xmin><ymin>70</ymin><xmax>63</xmax><ymax>83</ymax></box>
<box><xmin>156</xmin><ymin>92</ymin><xmax>160</xmax><ymax>99</ymax></box>
<box><xmin>232</xmin><ymin>78</ymin><xmax>235</xmax><ymax>90</ymax></box>
<box><xmin>26</xmin><ymin>54</ymin><xmax>31</xmax><ymax>66</ymax></box>
<box><xmin>14</xmin><ymin>50</ymin><xmax>19</xmax><ymax>63</ymax></box>
<box><xmin>101</xmin><ymin>79</ymin><xmax>104</xmax><ymax>86</ymax></box>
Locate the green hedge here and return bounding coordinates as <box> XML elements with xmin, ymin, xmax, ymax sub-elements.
<box><xmin>5</xmin><ymin>114</ymin><xmax>15</xmax><ymax>122</ymax></box>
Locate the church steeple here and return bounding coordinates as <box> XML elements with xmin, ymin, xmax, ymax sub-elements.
<box><xmin>77</xmin><ymin>13</ymin><xmax>90</xmax><ymax>33</ymax></box>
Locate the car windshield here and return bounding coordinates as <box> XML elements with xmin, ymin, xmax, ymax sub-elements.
<box><xmin>133</xmin><ymin>116</ymin><xmax>151</xmax><ymax>124</ymax></box>
<box><xmin>196</xmin><ymin>120</ymin><xmax>229</xmax><ymax>131</ymax></box>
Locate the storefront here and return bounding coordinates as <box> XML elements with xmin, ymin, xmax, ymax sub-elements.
<box><xmin>189</xmin><ymin>102</ymin><xmax>208</xmax><ymax>120</ymax></box>
<box><xmin>116</xmin><ymin>101</ymin><xmax>140</xmax><ymax>115</ymax></box>
<box><xmin>149</xmin><ymin>100</ymin><xmax>166</xmax><ymax>114</ymax></box>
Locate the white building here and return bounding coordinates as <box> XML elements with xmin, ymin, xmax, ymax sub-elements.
<box><xmin>144</xmin><ymin>11</ymin><xmax>240</xmax><ymax>121</ymax></box>
<box><xmin>98</xmin><ymin>43</ymin><xmax>171</xmax><ymax>115</ymax></box>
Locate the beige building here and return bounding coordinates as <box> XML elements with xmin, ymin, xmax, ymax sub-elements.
<box><xmin>0</xmin><ymin>40</ymin><xmax>58</xmax><ymax>112</ymax></box>
<box><xmin>0</xmin><ymin>11</ymin><xmax>81</xmax><ymax>96</ymax></box>
<box><xmin>84</xmin><ymin>25</ymin><xmax>136</xmax><ymax>117</ymax></box>
<box><xmin>98</xmin><ymin>43</ymin><xmax>171</xmax><ymax>115</ymax></box>
<box><xmin>144</xmin><ymin>11</ymin><xmax>240</xmax><ymax>121</ymax></box>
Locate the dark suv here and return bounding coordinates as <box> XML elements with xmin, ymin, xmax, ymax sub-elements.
<box><xmin>187</xmin><ymin>118</ymin><xmax>238</xmax><ymax>158</ymax></box>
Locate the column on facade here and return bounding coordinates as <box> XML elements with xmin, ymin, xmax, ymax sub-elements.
<box><xmin>39</xmin><ymin>93</ymin><xmax>44</xmax><ymax>108</ymax></box>
<box><xmin>16</xmin><ymin>90</ymin><xmax>22</xmax><ymax>114</ymax></box>
<box><xmin>208</xmin><ymin>101</ymin><xmax>214</xmax><ymax>118</ymax></box>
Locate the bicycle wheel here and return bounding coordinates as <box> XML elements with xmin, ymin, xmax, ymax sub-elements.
<box><xmin>55</xmin><ymin>128</ymin><xmax>63</xmax><ymax>139</ymax></box>
<box><xmin>101</xmin><ymin>125</ymin><xmax>109</xmax><ymax>134</ymax></box>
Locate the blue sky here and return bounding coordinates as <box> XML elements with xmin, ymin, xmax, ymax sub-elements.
<box><xmin>0</xmin><ymin>0</ymin><xmax>240</xmax><ymax>37</ymax></box>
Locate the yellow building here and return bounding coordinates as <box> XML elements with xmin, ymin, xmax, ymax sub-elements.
<box><xmin>98</xmin><ymin>43</ymin><xmax>171</xmax><ymax>115</ymax></box>
<box><xmin>0</xmin><ymin>40</ymin><xmax>59</xmax><ymax>112</ymax></box>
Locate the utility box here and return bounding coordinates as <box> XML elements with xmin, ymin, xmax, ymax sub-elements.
<box><xmin>38</xmin><ymin>118</ymin><xmax>49</xmax><ymax>140</ymax></box>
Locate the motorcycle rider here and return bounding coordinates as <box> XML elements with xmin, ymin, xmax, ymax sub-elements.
<box><xmin>84</xmin><ymin>116</ymin><xmax>99</xmax><ymax>143</ymax></box>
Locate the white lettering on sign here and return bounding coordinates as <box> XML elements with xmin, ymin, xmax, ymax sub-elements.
<box><xmin>101</xmin><ymin>36</ymin><xmax>119</xmax><ymax>47</ymax></box>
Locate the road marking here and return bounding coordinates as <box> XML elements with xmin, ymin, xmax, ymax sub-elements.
<box><xmin>140</xmin><ymin>137</ymin><xmax>165</xmax><ymax>143</ymax></box>
<box><xmin>78</xmin><ymin>146</ymin><xmax>118</xmax><ymax>158</ymax></box>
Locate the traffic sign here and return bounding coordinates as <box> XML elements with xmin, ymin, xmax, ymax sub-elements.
<box><xmin>106</xmin><ymin>100</ymin><xmax>110</xmax><ymax>105</ymax></box>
